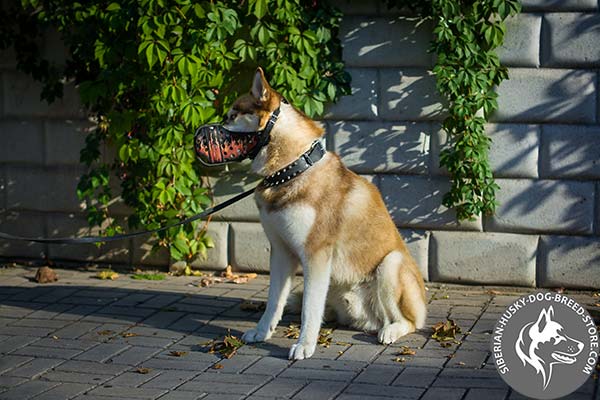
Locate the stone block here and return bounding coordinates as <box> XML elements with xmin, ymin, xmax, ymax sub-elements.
<box><xmin>539</xmin><ymin>235</ymin><xmax>600</xmax><ymax>289</ymax></box>
<box><xmin>229</xmin><ymin>222</ymin><xmax>270</xmax><ymax>272</ymax></box>
<box><xmin>0</xmin><ymin>120</ymin><xmax>44</xmax><ymax>164</ymax></box>
<box><xmin>5</xmin><ymin>165</ymin><xmax>85</xmax><ymax>212</ymax></box>
<box><xmin>380</xmin><ymin>69</ymin><xmax>445</xmax><ymax>121</ymax></box>
<box><xmin>45</xmin><ymin>213</ymin><xmax>131</xmax><ymax>264</ymax></box>
<box><xmin>324</xmin><ymin>68</ymin><xmax>379</xmax><ymax>120</ymax></box>
<box><xmin>431</xmin><ymin>124</ymin><xmax>540</xmax><ymax>178</ymax></box>
<box><xmin>0</xmin><ymin>47</ymin><xmax>17</xmax><ymax>69</ymax></box>
<box><xmin>521</xmin><ymin>0</ymin><xmax>597</xmax><ymax>12</ymax></box>
<box><xmin>497</xmin><ymin>14</ymin><xmax>541</xmax><ymax>67</ymax></box>
<box><xmin>486</xmin><ymin>179</ymin><xmax>595</xmax><ymax>234</ymax></box>
<box><xmin>2</xmin><ymin>71</ymin><xmax>83</xmax><ymax>118</ymax></box>
<box><xmin>329</xmin><ymin>0</ymin><xmax>380</xmax><ymax>15</ymax></box>
<box><xmin>542</xmin><ymin>13</ymin><xmax>600</xmax><ymax>67</ymax></box>
<box><xmin>341</xmin><ymin>16</ymin><xmax>433</xmax><ymax>67</ymax></box>
<box><xmin>0</xmin><ymin>211</ymin><xmax>47</xmax><ymax>259</ymax></box>
<box><xmin>430</xmin><ymin>231</ymin><xmax>537</xmax><ymax>286</ymax></box>
<box><xmin>190</xmin><ymin>221</ymin><xmax>229</xmax><ymax>271</ymax></box>
<box><xmin>132</xmin><ymin>237</ymin><xmax>170</xmax><ymax>267</ymax></box>
<box><xmin>208</xmin><ymin>172</ymin><xmax>261</xmax><ymax>222</ymax></box>
<box><xmin>329</xmin><ymin>121</ymin><xmax>431</xmax><ymax>174</ymax></box>
<box><xmin>400</xmin><ymin>229</ymin><xmax>429</xmax><ymax>281</ymax></box>
<box><xmin>493</xmin><ymin>68</ymin><xmax>596</xmax><ymax>123</ymax></box>
<box><xmin>44</xmin><ymin>120</ymin><xmax>93</xmax><ymax>165</ymax></box>
<box><xmin>379</xmin><ymin>175</ymin><xmax>482</xmax><ymax>230</ymax></box>
<box><xmin>540</xmin><ymin>125</ymin><xmax>600</xmax><ymax>179</ymax></box>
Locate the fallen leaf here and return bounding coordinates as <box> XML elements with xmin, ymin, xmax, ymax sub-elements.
<box><xmin>97</xmin><ymin>330</ymin><xmax>115</xmax><ymax>336</ymax></box>
<box><xmin>397</xmin><ymin>346</ymin><xmax>416</xmax><ymax>356</ymax></box>
<box><xmin>593</xmin><ymin>303</ymin><xmax>600</xmax><ymax>307</ymax></box>
<box><xmin>212</xmin><ymin>363</ymin><xmax>224</xmax><ymax>369</ymax></box>
<box><xmin>51</xmin><ymin>335</ymin><xmax>59</xmax><ymax>340</ymax></box>
<box><xmin>168</xmin><ymin>351</ymin><xmax>187</xmax><ymax>357</ymax></box>
<box><xmin>393</xmin><ymin>357</ymin><xmax>406</xmax><ymax>363</ymax></box>
<box><xmin>122</xmin><ymin>332</ymin><xmax>137</xmax><ymax>338</ymax></box>
<box><xmin>240</xmin><ymin>300</ymin><xmax>266</xmax><ymax>312</ymax></box>
<box><xmin>35</xmin><ymin>266</ymin><xmax>58</xmax><ymax>283</ymax></box>
<box><xmin>431</xmin><ymin>320</ymin><xmax>462</xmax><ymax>346</ymax></box>
<box><xmin>318</xmin><ymin>328</ymin><xmax>333</xmax><ymax>348</ymax></box>
<box><xmin>208</xmin><ymin>331</ymin><xmax>244</xmax><ymax>359</ymax></box>
<box><xmin>136</xmin><ymin>367</ymin><xmax>151</xmax><ymax>374</ymax></box>
<box><xmin>335</xmin><ymin>341</ymin><xmax>351</xmax><ymax>346</ymax></box>
<box><xmin>222</xmin><ymin>265</ymin><xmax>235</xmax><ymax>279</ymax></box>
<box><xmin>487</xmin><ymin>289</ymin><xmax>502</xmax><ymax>295</ymax></box>
<box><xmin>96</xmin><ymin>270</ymin><xmax>119</xmax><ymax>280</ymax></box>
<box><xmin>593</xmin><ymin>293</ymin><xmax>600</xmax><ymax>298</ymax></box>
<box><xmin>457</xmin><ymin>361</ymin><xmax>466</xmax><ymax>366</ymax></box>
<box><xmin>284</xmin><ymin>324</ymin><xmax>300</xmax><ymax>339</ymax></box>
<box><xmin>232</xmin><ymin>276</ymin><xmax>249</xmax><ymax>284</ymax></box>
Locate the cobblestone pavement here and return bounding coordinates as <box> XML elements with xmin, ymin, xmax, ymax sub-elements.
<box><xmin>0</xmin><ymin>266</ymin><xmax>598</xmax><ymax>400</ymax></box>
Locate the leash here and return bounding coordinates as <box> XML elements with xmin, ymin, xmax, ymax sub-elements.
<box><xmin>0</xmin><ymin>187</ymin><xmax>256</xmax><ymax>244</ymax></box>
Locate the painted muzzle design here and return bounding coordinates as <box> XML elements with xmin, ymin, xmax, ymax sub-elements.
<box><xmin>194</xmin><ymin>105</ymin><xmax>281</xmax><ymax>166</ymax></box>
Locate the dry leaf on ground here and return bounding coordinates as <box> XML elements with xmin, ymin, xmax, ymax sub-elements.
<box><xmin>284</xmin><ymin>324</ymin><xmax>300</xmax><ymax>339</ymax></box>
<box><xmin>318</xmin><ymin>329</ymin><xmax>333</xmax><ymax>348</ymax></box>
<box><xmin>207</xmin><ymin>331</ymin><xmax>244</xmax><ymax>359</ymax></box>
<box><xmin>431</xmin><ymin>320</ymin><xmax>462</xmax><ymax>346</ymax></box>
<box><xmin>136</xmin><ymin>367</ymin><xmax>151</xmax><ymax>374</ymax></box>
<box><xmin>35</xmin><ymin>266</ymin><xmax>58</xmax><ymax>283</ymax></box>
<box><xmin>97</xmin><ymin>330</ymin><xmax>115</xmax><ymax>336</ymax></box>
<box><xmin>122</xmin><ymin>332</ymin><xmax>137</xmax><ymax>338</ymax></box>
<box><xmin>393</xmin><ymin>357</ymin><xmax>406</xmax><ymax>363</ymax></box>
<box><xmin>397</xmin><ymin>346</ymin><xmax>417</xmax><ymax>356</ymax></box>
<box><xmin>168</xmin><ymin>351</ymin><xmax>187</xmax><ymax>357</ymax></box>
<box><xmin>487</xmin><ymin>289</ymin><xmax>502</xmax><ymax>295</ymax></box>
<box><xmin>212</xmin><ymin>364</ymin><xmax>224</xmax><ymax>369</ymax></box>
<box><xmin>96</xmin><ymin>270</ymin><xmax>119</xmax><ymax>280</ymax></box>
<box><xmin>240</xmin><ymin>300</ymin><xmax>266</xmax><ymax>312</ymax></box>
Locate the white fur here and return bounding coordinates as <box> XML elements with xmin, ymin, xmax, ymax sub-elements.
<box><xmin>223</xmin><ymin>113</ymin><xmax>260</xmax><ymax>132</ymax></box>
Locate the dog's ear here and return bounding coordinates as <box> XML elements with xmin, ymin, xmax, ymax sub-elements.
<box><xmin>535</xmin><ymin>307</ymin><xmax>552</xmax><ymax>332</ymax></box>
<box><xmin>251</xmin><ymin>67</ymin><xmax>271</xmax><ymax>102</ymax></box>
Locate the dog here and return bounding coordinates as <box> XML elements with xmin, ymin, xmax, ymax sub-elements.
<box><xmin>225</xmin><ymin>68</ymin><xmax>427</xmax><ymax>360</ymax></box>
<box><xmin>515</xmin><ymin>305</ymin><xmax>584</xmax><ymax>389</ymax></box>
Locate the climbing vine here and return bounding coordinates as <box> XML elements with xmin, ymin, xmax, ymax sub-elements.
<box><xmin>387</xmin><ymin>0</ymin><xmax>521</xmax><ymax>220</ymax></box>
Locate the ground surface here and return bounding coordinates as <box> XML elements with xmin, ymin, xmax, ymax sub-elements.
<box><xmin>0</xmin><ymin>265</ymin><xmax>598</xmax><ymax>400</ymax></box>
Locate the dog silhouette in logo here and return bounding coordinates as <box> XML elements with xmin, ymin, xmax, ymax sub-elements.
<box><xmin>515</xmin><ymin>306</ymin><xmax>584</xmax><ymax>389</ymax></box>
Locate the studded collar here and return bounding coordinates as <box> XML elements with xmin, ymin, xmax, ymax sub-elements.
<box><xmin>261</xmin><ymin>140</ymin><xmax>326</xmax><ymax>188</ymax></box>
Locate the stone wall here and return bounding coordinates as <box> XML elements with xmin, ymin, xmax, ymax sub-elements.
<box><xmin>0</xmin><ymin>0</ymin><xmax>599</xmax><ymax>288</ymax></box>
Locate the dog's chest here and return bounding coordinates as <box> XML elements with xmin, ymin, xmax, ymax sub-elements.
<box><xmin>258</xmin><ymin>202</ymin><xmax>316</xmax><ymax>260</ymax></box>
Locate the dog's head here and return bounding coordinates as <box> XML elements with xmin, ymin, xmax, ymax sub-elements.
<box><xmin>515</xmin><ymin>306</ymin><xmax>584</xmax><ymax>389</ymax></box>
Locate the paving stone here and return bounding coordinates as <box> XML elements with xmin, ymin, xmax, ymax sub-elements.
<box><xmin>230</xmin><ymin>222</ymin><xmax>271</xmax><ymax>273</ymax></box>
<box><xmin>109</xmin><ymin>346</ymin><xmax>162</xmax><ymax>365</ymax></box>
<box><xmin>392</xmin><ymin>367</ymin><xmax>440</xmax><ymax>387</ymax></box>
<box><xmin>324</xmin><ymin>68</ymin><xmax>379</xmax><ymax>120</ymax></box>
<box><xmin>340</xmin><ymin>16</ymin><xmax>433</xmax><ymax>67</ymax></box>
<box><xmin>251</xmin><ymin>377</ymin><xmax>306</xmax><ymax>398</ymax></box>
<box><xmin>464</xmin><ymin>388</ymin><xmax>509</xmax><ymax>400</ymax></box>
<box><xmin>379</xmin><ymin>69</ymin><xmax>445</xmax><ymax>121</ymax></box>
<box><xmin>430</xmin><ymin>231</ymin><xmax>537</xmax><ymax>286</ymax></box>
<box><xmin>337</xmin><ymin>344</ymin><xmax>383</xmax><ymax>362</ymax></box>
<box><xmin>177</xmin><ymin>373</ymin><xmax>270</xmax><ymax>395</ymax></box>
<box><xmin>141</xmin><ymin>312</ymin><xmax>186</xmax><ymax>329</ymax></box>
<box><xmin>493</xmin><ymin>68</ymin><xmax>596</xmax><ymax>124</ymax></box>
<box><xmin>12</xmin><ymin>345</ymin><xmax>83</xmax><ymax>359</ymax></box>
<box><xmin>539</xmin><ymin>235</ymin><xmax>600</xmax><ymax>289</ymax></box>
<box><xmin>446</xmin><ymin>350</ymin><xmax>488</xmax><ymax>368</ymax></box>
<box><xmin>292</xmin><ymin>380</ymin><xmax>346</xmax><ymax>400</ymax></box>
<box><xmin>543</xmin><ymin>13</ymin><xmax>600</xmax><ymax>67</ymax></box>
<box><xmin>343</xmin><ymin>383</ymin><xmax>424</xmax><ymax>399</ymax></box>
<box><xmin>55</xmin><ymin>360</ymin><xmax>129</xmax><ymax>376</ymax></box>
<box><xmin>0</xmin><ymin>336</ymin><xmax>38</xmax><ymax>355</ymax></box>
<box><xmin>487</xmin><ymin>179</ymin><xmax>595</xmax><ymax>234</ymax></box>
<box><xmin>52</xmin><ymin>322</ymin><xmax>101</xmax><ymax>339</ymax></box>
<box><xmin>279</xmin><ymin>367</ymin><xmax>357</xmax><ymax>381</ymax></box>
<box><xmin>0</xmin><ymin>354</ymin><xmax>33</xmax><ymax>374</ymax></box>
<box><xmin>329</xmin><ymin>121</ymin><xmax>430</xmax><ymax>174</ymax></box>
<box><xmin>141</xmin><ymin>358</ymin><xmax>214</xmax><ymax>372</ymax></box>
<box><xmin>208</xmin><ymin>355</ymin><xmax>260</xmax><ymax>373</ymax></box>
<box><xmin>140</xmin><ymin>370</ymin><xmax>197</xmax><ymax>390</ymax></box>
<box><xmin>354</xmin><ymin>364</ymin><xmax>402</xmax><ymax>385</ymax></box>
<box><xmin>420</xmin><ymin>387</ymin><xmax>466</xmax><ymax>400</ymax></box>
<box><xmin>74</xmin><ymin>343</ymin><xmax>130</xmax><ymax>362</ymax></box>
<box><xmin>0</xmin><ymin>376</ymin><xmax>28</xmax><ymax>390</ymax></box>
<box><xmin>87</xmin><ymin>385</ymin><xmax>167</xmax><ymax>399</ymax></box>
<box><xmin>5</xmin><ymin>357</ymin><xmax>64</xmax><ymax>378</ymax></box>
<box><xmin>31</xmin><ymin>382</ymin><xmax>92</xmax><ymax>400</ymax></box>
<box><xmin>540</xmin><ymin>125</ymin><xmax>600</xmax><ymax>179</ymax></box>
<box><xmin>190</xmin><ymin>222</ymin><xmax>229</xmax><ymax>271</ymax></box>
<box><xmin>41</xmin><ymin>371</ymin><xmax>112</xmax><ymax>385</ymax></box>
<box><xmin>27</xmin><ymin>303</ymin><xmax>77</xmax><ymax>320</ymax></box>
<box><xmin>154</xmin><ymin>392</ymin><xmax>202</xmax><ymax>400</ymax></box>
<box><xmin>379</xmin><ymin>175</ymin><xmax>482</xmax><ymax>231</ymax></box>
<box><xmin>107</xmin><ymin>370</ymin><xmax>162</xmax><ymax>388</ymax></box>
<box><xmin>0</xmin><ymin>380</ymin><xmax>59</xmax><ymax>400</ymax></box>
<box><xmin>497</xmin><ymin>14</ymin><xmax>541</xmax><ymax>67</ymax></box>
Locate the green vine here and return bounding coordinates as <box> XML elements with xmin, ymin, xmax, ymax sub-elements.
<box><xmin>0</xmin><ymin>0</ymin><xmax>350</xmax><ymax>262</ymax></box>
<box><xmin>388</xmin><ymin>0</ymin><xmax>521</xmax><ymax>220</ymax></box>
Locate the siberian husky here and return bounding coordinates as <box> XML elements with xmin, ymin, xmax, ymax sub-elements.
<box><xmin>225</xmin><ymin>68</ymin><xmax>427</xmax><ymax>360</ymax></box>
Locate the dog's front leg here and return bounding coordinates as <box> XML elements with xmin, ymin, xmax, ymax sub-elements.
<box><xmin>242</xmin><ymin>240</ymin><xmax>297</xmax><ymax>343</ymax></box>
<box><xmin>289</xmin><ymin>250</ymin><xmax>332</xmax><ymax>360</ymax></box>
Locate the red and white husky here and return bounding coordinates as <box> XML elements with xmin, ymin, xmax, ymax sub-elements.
<box><xmin>225</xmin><ymin>68</ymin><xmax>427</xmax><ymax>360</ymax></box>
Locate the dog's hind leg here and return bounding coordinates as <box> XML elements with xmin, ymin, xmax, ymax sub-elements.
<box><xmin>242</xmin><ymin>239</ymin><xmax>298</xmax><ymax>343</ymax></box>
<box><xmin>375</xmin><ymin>251</ymin><xmax>427</xmax><ymax>344</ymax></box>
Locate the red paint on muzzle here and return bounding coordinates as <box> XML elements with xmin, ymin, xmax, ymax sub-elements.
<box><xmin>194</xmin><ymin>124</ymin><xmax>261</xmax><ymax>166</ymax></box>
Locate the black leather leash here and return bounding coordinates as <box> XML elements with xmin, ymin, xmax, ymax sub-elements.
<box><xmin>0</xmin><ymin>187</ymin><xmax>256</xmax><ymax>244</ymax></box>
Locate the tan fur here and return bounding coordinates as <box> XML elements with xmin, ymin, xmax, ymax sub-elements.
<box><xmin>236</xmin><ymin>68</ymin><xmax>427</xmax><ymax>357</ymax></box>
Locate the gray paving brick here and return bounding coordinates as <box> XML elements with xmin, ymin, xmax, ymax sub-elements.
<box><xmin>464</xmin><ymin>388</ymin><xmax>509</xmax><ymax>400</ymax></box>
<box><xmin>241</xmin><ymin>356</ymin><xmax>291</xmax><ymax>376</ymax></box>
<box><xmin>252</xmin><ymin>377</ymin><xmax>306</xmax><ymax>398</ymax></box>
<box><xmin>55</xmin><ymin>360</ymin><xmax>129</xmax><ymax>376</ymax></box>
<box><xmin>354</xmin><ymin>364</ymin><xmax>402</xmax><ymax>385</ymax></box>
<box><xmin>52</xmin><ymin>322</ymin><xmax>101</xmax><ymax>339</ymax></box>
<box><xmin>338</xmin><ymin>344</ymin><xmax>383</xmax><ymax>362</ymax></box>
<box><xmin>154</xmin><ymin>391</ymin><xmax>202</xmax><ymax>400</ymax></box>
<box><xmin>30</xmin><ymin>382</ymin><xmax>92</xmax><ymax>400</ymax></box>
<box><xmin>0</xmin><ymin>326</ymin><xmax>56</xmax><ymax>337</ymax></box>
<box><xmin>178</xmin><ymin>373</ymin><xmax>270</xmax><ymax>395</ymax></box>
<box><xmin>230</xmin><ymin>222</ymin><xmax>271</xmax><ymax>273</ymax></box>
<box><xmin>41</xmin><ymin>371</ymin><xmax>112</xmax><ymax>385</ymax></box>
<box><xmin>446</xmin><ymin>350</ymin><xmax>488</xmax><ymax>368</ymax></box>
<box><xmin>140</xmin><ymin>370</ymin><xmax>197</xmax><ymax>389</ymax></box>
<box><xmin>392</xmin><ymin>367</ymin><xmax>440</xmax><ymax>387</ymax></box>
<box><xmin>209</xmin><ymin>355</ymin><xmax>260</xmax><ymax>373</ymax></box>
<box><xmin>74</xmin><ymin>343</ymin><xmax>130</xmax><ymax>362</ymax></box>
<box><xmin>107</xmin><ymin>370</ymin><xmax>162</xmax><ymax>388</ymax></box>
<box><xmin>0</xmin><ymin>376</ymin><xmax>28</xmax><ymax>389</ymax></box>
<box><xmin>292</xmin><ymin>380</ymin><xmax>346</xmax><ymax>400</ymax></box>
<box><xmin>27</xmin><ymin>303</ymin><xmax>77</xmax><ymax>320</ymax></box>
<box><xmin>291</xmin><ymin>358</ymin><xmax>367</xmax><ymax>372</ymax></box>
<box><xmin>87</xmin><ymin>385</ymin><xmax>167</xmax><ymax>399</ymax></box>
<box><xmin>141</xmin><ymin>358</ymin><xmax>214</xmax><ymax>371</ymax></box>
<box><xmin>0</xmin><ymin>379</ymin><xmax>59</xmax><ymax>400</ymax></box>
<box><xmin>279</xmin><ymin>367</ymin><xmax>357</xmax><ymax>381</ymax></box>
<box><xmin>0</xmin><ymin>354</ymin><xmax>33</xmax><ymax>374</ymax></box>
<box><xmin>421</xmin><ymin>387</ymin><xmax>466</xmax><ymax>400</ymax></box>
<box><xmin>166</xmin><ymin>314</ymin><xmax>207</xmax><ymax>333</ymax></box>
<box><xmin>4</xmin><ymin>357</ymin><xmax>64</xmax><ymax>378</ymax></box>
<box><xmin>109</xmin><ymin>346</ymin><xmax>162</xmax><ymax>365</ymax></box>
<box><xmin>12</xmin><ymin>345</ymin><xmax>84</xmax><ymax>359</ymax></box>
<box><xmin>343</xmin><ymin>383</ymin><xmax>424</xmax><ymax>399</ymax></box>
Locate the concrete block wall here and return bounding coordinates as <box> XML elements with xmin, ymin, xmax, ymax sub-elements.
<box><xmin>1</xmin><ymin>0</ymin><xmax>599</xmax><ymax>288</ymax></box>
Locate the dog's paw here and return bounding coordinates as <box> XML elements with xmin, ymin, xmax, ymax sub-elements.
<box><xmin>288</xmin><ymin>342</ymin><xmax>316</xmax><ymax>360</ymax></box>
<box><xmin>378</xmin><ymin>322</ymin><xmax>412</xmax><ymax>345</ymax></box>
<box><xmin>242</xmin><ymin>328</ymin><xmax>271</xmax><ymax>343</ymax></box>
